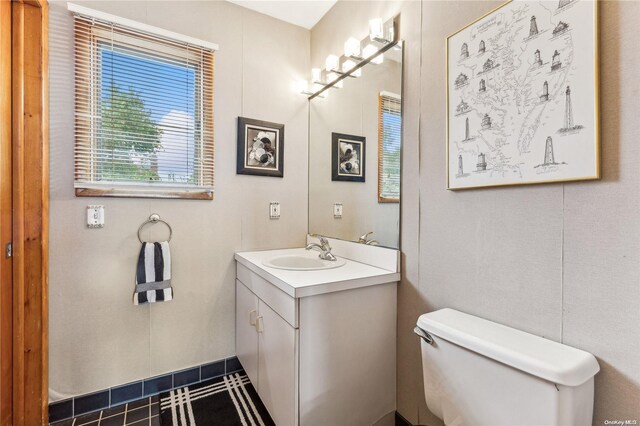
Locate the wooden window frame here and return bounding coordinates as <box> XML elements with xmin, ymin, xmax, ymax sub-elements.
<box><xmin>377</xmin><ymin>93</ymin><xmax>401</xmax><ymax>204</ymax></box>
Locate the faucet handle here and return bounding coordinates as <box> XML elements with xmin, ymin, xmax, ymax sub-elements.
<box><xmin>310</xmin><ymin>234</ymin><xmax>330</xmax><ymax>249</ymax></box>
<box><xmin>359</xmin><ymin>231</ymin><xmax>374</xmax><ymax>243</ymax></box>
<box><xmin>310</xmin><ymin>233</ymin><xmax>326</xmax><ymax>242</ymax></box>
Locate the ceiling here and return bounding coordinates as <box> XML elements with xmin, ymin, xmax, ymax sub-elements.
<box><xmin>227</xmin><ymin>0</ymin><xmax>337</xmax><ymax>29</ymax></box>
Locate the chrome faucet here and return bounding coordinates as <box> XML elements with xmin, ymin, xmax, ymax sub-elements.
<box><xmin>358</xmin><ymin>231</ymin><xmax>379</xmax><ymax>245</ymax></box>
<box><xmin>305</xmin><ymin>235</ymin><xmax>337</xmax><ymax>261</ymax></box>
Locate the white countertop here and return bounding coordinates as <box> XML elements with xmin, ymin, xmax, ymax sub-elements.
<box><xmin>235</xmin><ymin>248</ymin><xmax>400</xmax><ymax>298</ymax></box>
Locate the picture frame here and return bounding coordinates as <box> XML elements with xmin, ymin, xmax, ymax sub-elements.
<box><xmin>446</xmin><ymin>0</ymin><xmax>599</xmax><ymax>190</ymax></box>
<box><xmin>332</xmin><ymin>132</ymin><xmax>366</xmax><ymax>182</ymax></box>
<box><xmin>237</xmin><ymin>117</ymin><xmax>284</xmax><ymax>177</ymax></box>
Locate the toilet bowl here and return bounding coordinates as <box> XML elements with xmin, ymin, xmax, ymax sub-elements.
<box><xmin>416</xmin><ymin>309</ymin><xmax>600</xmax><ymax>426</ymax></box>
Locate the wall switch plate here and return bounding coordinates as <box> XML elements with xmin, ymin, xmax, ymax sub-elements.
<box><xmin>87</xmin><ymin>205</ymin><xmax>104</xmax><ymax>228</ymax></box>
<box><xmin>269</xmin><ymin>202</ymin><xmax>281</xmax><ymax>219</ymax></box>
<box><xmin>333</xmin><ymin>203</ymin><xmax>343</xmax><ymax>219</ymax></box>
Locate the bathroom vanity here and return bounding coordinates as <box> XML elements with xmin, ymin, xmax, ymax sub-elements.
<box><xmin>235</xmin><ymin>236</ymin><xmax>400</xmax><ymax>426</ymax></box>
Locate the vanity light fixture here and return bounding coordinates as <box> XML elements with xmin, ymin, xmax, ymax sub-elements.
<box><xmin>369</xmin><ymin>17</ymin><xmax>394</xmax><ymax>44</ymax></box>
<box><xmin>297</xmin><ymin>80</ymin><xmax>328</xmax><ymax>98</ymax></box>
<box><xmin>312</xmin><ymin>68</ymin><xmax>323</xmax><ymax>84</ymax></box>
<box><xmin>363</xmin><ymin>44</ymin><xmax>384</xmax><ymax>64</ymax></box>
<box><xmin>297</xmin><ymin>79</ymin><xmax>311</xmax><ymax>95</ymax></box>
<box><xmin>300</xmin><ymin>16</ymin><xmax>397</xmax><ymax>99</ymax></box>
<box><xmin>369</xmin><ymin>18</ymin><xmax>384</xmax><ymax>42</ymax></box>
<box><xmin>385</xmin><ymin>21</ymin><xmax>395</xmax><ymax>44</ymax></box>
<box><xmin>312</xmin><ymin>68</ymin><xmax>342</xmax><ymax>90</ymax></box>
<box><xmin>344</xmin><ymin>37</ymin><xmax>362</xmax><ymax>59</ymax></box>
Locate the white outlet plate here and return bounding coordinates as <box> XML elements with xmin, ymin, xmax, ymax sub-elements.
<box><xmin>87</xmin><ymin>205</ymin><xmax>104</xmax><ymax>228</ymax></box>
<box><xmin>269</xmin><ymin>202</ymin><xmax>281</xmax><ymax>219</ymax></box>
<box><xmin>333</xmin><ymin>203</ymin><xmax>343</xmax><ymax>219</ymax></box>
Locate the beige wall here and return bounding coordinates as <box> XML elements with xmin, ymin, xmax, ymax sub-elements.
<box><xmin>312</xmin><ymin>1</ymin><xmax>640</xmax><ymax>425</ymax></box>
<box><xmin>308</xmin><ymin>58</ymin><xmax>401</xmax><ymax>248</ymax></box>
<box><xmin>48</xmin><ymin>0</ymin><xmax>309</xmax><ymax>401</ymax></box>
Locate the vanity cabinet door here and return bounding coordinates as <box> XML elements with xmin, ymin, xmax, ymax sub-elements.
<box><xmin>236</xmin><ymin>280</ymin><xmax>259</xmax><ymax>387</ymax></box>
<box><xmin>257</xmin><ymin>299</ymin><xmax>296</xmax><ymax>426</ymax></box>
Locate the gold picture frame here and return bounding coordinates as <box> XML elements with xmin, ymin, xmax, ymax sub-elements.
<box><xmin>445</xmin><ymin>0</ymin><xmax>601</xmax><ymax>190</ymax></box>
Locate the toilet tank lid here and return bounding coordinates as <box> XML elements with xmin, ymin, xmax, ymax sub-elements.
<box><xmin>417</xmin><ymin>309</ymin><xmax>600</xmax><ymax>386</ymax></box>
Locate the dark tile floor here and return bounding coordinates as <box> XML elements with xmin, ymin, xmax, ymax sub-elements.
<box><xmin>50</xmin><ymin>396</ymin><xmax>160</xmax><ymax>426</ymax></box>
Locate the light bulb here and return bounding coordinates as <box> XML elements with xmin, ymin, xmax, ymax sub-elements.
<box><xmin>363</xmin><ymin>44</ymin><xmax>383</xmax><ymax>64</ymax></box>
<box><xmin>325</xmin><ymin>54</ymin><xmax>339</xmax><ymax>72</ymax></box>
<box><xmin>311</xmin><ymin>68</ymin><xmax>322</xmax><ymax>83</ymax></box>
<box><xmin>297</xmin><ymin>80</ymin><xmax>309</xmax><ymax>94</ymax></box>
<box><xmin>369</xmin><ymin>18</ymin><xmax>383</xmax><ymax>41</ymax></box>
<box><xmin>344</xmin><ymin>37</ymin><xmax>361</xmax><ymax>58</ymax></box>
<box><xmin>385</xmin><ymin>22</ymin><xmax>395</xmax><ymax>43</ymax></box>
<box><xmin>342</xmin><ymin>59</ymin><xmax>362</xmax><ymax>77</ymax></box>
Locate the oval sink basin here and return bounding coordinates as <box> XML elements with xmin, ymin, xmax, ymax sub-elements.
<box><xmin>263</xmin><ymin>254</ymin><xmax>346</xmax><ymax>271</ymax></box>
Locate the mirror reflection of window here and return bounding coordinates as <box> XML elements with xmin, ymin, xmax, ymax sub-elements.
<box><xmin>378</xmin><ymin>92</ymin><xmax>401</xmax><ymax>203</ymax></box>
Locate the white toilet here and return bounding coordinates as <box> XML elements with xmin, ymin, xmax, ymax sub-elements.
<box><xmin>416</xmin><ymin>309</ymin><xmax>600</xmax><ymax>426</ymax></box>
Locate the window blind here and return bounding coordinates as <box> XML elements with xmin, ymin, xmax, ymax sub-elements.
<box><xmin>378</xmin><ymin>92</ymin><xmax>401</xmax><ymax>203</ymax></box>
<box><xmin>72</xmin><ymin>9</ymin><xmax>215</xmax><ymax>199</ymax></box>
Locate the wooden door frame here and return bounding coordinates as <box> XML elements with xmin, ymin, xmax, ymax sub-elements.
<box><xmin>0</xmin><ymin>1</ymin><xmax>14</xmax><ymax>425</ymax></box>
<box><xmin>2</xmin><ymin>0</ymin><xmax>49</xmax><ymax>424</ymax></box>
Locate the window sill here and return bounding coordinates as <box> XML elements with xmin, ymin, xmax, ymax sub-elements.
<box><xmin>378</xmin><ymin>196</ymin><xmax>400</xmax><ymax>204</ymax></box>
<box><xmin>75</xmin><ymin>187</ymin><xmax>213</xmax><ymax>200</ymax></box>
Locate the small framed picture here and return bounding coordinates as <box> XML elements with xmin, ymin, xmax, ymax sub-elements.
<box><xmin>237</xmin><ymin>117</ymin><xmax>284</xmax><ymax>177</ymax></box>
<box><xmin>332</xmin><ymin>132</ymin><xmax>365</xmax><ymax>182</ymax></box>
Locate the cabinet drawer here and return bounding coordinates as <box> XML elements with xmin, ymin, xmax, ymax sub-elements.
<box><xmin>236</xmin><ymin>263</ymin><xmax>298</xmax><ymax>328</ymax></box>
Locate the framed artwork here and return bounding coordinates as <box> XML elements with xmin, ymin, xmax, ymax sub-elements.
<box><xmin>447</xmin><ymin>0</ymin><xmax>599</xmax><ymax>190</ymax></box>
<box><xmin>332</xmin><ymin>133</ymin><xmax>366</xmax><ymax>182</ymax></box>
<box><xmin>237</xmin><ymin>117</ymin><xmax>284</xmax><ymax>177</ymax></box>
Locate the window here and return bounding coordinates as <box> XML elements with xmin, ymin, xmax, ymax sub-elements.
<box><xmin>378</xmin><ymin>92</ymin><xmax>401</xmax><ymax>203</ymax></box>
<box><xmin>71</xmin><ymin>5</ymin><xmax>215</xmax><ymax>199</ymax></box>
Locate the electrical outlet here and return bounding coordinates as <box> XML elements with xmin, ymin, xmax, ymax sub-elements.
<box><xmin>269</xmin><ymin>202</ymin><xmax>281</xmax><ymax>219</ymax></box>
<box><xmin>333</xmin><ymin>203</ymin><xmax>343</xmax><ymax>219</ymax></box>
<box><xmin>87</xmin><ymin>205</ymin><xmax>104</xmax><ymax>228</ymax></box>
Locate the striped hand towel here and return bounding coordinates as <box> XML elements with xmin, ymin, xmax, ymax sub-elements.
<box><xmin>134</xmin><ymin>241</ymin><xmax>173</xmax><ymax>305</ymax></box>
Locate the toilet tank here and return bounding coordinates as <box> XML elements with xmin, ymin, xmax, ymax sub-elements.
<box><xmin>416</xmin><ymin>309</ymin><xmax>600</xmax><ymax>426</ymax></box>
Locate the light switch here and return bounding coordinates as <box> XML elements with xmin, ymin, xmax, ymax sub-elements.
<box><xmin>333</xmin><ymin>203</ymin><xmax>343</xmax><ymax>219</ymax></box>
<box><xmin>269</xmin><ymin>202</ymin><xmax>281</xmax><ymax>219</ymax></box>
<box><xmin>87</xmin><ymin>205</ymin><xmax>104</xmax><ymax>228</ymax></box>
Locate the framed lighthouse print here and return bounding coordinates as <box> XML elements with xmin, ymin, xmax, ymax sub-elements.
<box><xmin>446</xmin><ymin>0</ymin><xmax>599</xmax><ymax>190</ymax></box>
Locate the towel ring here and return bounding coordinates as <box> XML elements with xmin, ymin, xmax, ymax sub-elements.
<box><xmin>138</xmin><ymin>214</ymin><xmax>172</xmax><ymax>243</ymax></box>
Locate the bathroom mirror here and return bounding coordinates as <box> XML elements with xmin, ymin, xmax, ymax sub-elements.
<box><xmin>308</xmin><ymin>42</ymin><xmax>402</xmax><ymax>249</ymax></box>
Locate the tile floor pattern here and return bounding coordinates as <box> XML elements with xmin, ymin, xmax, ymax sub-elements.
<box><xmin>50</xmin><ymin>396</ymin><xmax>160</xmax><ymax>426</ymax></box>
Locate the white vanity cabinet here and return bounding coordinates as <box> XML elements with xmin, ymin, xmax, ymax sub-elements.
<box><xmin>236</xmin><ymin>279</ymin><xmax>296</xmax><ymax>426</ymax></box>
<box><xmin>235</xmin><ymin>244</ymin><xmax>400</xmax><ymax>426</ymax></box>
